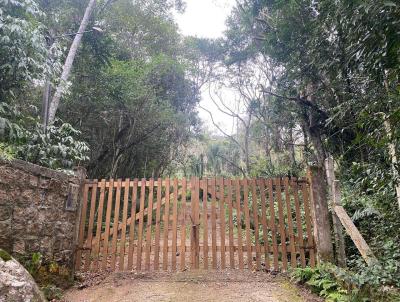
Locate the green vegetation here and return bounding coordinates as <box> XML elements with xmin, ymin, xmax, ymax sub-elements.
<box><xmin>19</xmin><ymin>252</ymin><xmax>72</xmax><ymax>300</ymax></box>
<box><xmin>1</xmin><ymin>0</ymin><xmax>200</xmax><ymax>175</ymax></box>
<box><xmin>291</xmin><ymin>263</ymin><xmax>400</xmax><ymax>301</ymax></box>
<box><xmin>0</xmin><ymin>249</ymin><xmax>12</xmax><ymax>261</ymax></box>
<box><xmin>1</xmin><ymin>0</ymin><xmax>400</xmax><ymax>299</ymax></box>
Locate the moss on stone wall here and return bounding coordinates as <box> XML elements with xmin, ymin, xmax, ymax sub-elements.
<box><xmin>0</xmin><ymin>249</ymin><xmax>12</xmax><ymax>261</ymax></box>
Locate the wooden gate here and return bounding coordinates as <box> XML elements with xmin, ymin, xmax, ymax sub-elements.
<box><xmin>75</xmin><ymin>177</ymin><xmax>315</xmax><ymax>272</ymax></box>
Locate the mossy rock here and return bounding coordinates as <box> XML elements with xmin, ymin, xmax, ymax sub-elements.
<box><xmin>0</xmin><ymin>249</ymin><xmax>12</xmax><ymax>261</ymax></box>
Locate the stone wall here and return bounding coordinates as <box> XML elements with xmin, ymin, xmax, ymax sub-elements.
<box><xmin>0</xmin><ymin>159</ymin><xmax>85</xmax><ymax>271</ymax></box>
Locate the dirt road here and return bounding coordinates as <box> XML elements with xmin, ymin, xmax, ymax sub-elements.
<box><xmin>62</xmin><ymin>270</ymin><xmax>321</xmax><ymax>302</ymax></box>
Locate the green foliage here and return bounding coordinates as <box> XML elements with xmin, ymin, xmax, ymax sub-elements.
<box><xmin>0</xmin><ymin>142</ymin><xmax>16</xmax><ymax>160</ymax></box>
<box><xmin>1</xmin><ymin>0</ymin><xmax>200</xmax><ymax>178</ymax></box>
<box><xmin>0</xmin><ymin>0</ymin><xmax>51</xmax><ymax>100</ymax></box>
<box><xmin>41</xmin><ymin>284</ymin><xmax>62</xmax><ymax>300</ymax></box>
<box><xmin>291</xmin><ymin>264</ymin><xmax>400</xmax><ymax>302</ymax></box>
<box><xmin>348</xmin><ymin>241</ymin><xmax>400</xmax><ymax>289</ymax></box>
<box><xmin>223</xmin><ymin>2</ymin><xmax>400</xmax><ymax>297</ymax></box>
<box><xmin>24</xmin><ymin>252</ymin><xmax>42</xmax><ymax>278</ymax></box>
<box><xmin>0</xmin><ymin>102</ymin><xmax>28</xmax><ymax>141</ymax></box>
<box><xmin>340</xmin><ymin>183</ymin><xmax>400</xmax><ymax>266</ymax></box>
<box><xmin>292</xmin><ymin>266</ymin><xmax>349</xmax><ymax>302</ymax></box>
<box><xmin>17</xmin><ymin>119</ymin><xmax>89</xmax><ymax>169</ymax></box>
<box><xmin>20</xmin><ymin>253</ymin><xmax>72</xmax><ymax>299</ymax></box>
<box><xmin>1</xmin><ymin>101</ymin><xmax>89</xmax><ymax>169</ymax></box>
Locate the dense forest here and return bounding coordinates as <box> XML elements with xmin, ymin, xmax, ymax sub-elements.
<box><xmin>1</xmin><ymin>0</ymin><xmax>399</xmax><ymax>301</ymax></box>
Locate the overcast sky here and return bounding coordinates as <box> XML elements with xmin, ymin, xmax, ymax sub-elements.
<box><xmin>174</xmin><ymin>0</ymin><xmax>236</xmax><ymax>134</ymax></box>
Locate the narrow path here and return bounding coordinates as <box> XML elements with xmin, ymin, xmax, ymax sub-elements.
<box><xmin>62</xmin><ymin>270</ymin><xmax>321</xmax><ymax>302</ymax></box>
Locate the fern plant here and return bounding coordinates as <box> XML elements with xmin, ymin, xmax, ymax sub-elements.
<box><xmin>291</xmin><ymin>266</ymin><xmax>350</xmax><ymax>302</ymax></box>
<box><xmin>291</xmin><ymin>263</ymin><xmax>400</xmax><ymax>302</ymax></box>
<box><xmin>351</xmin><ymin>207</ymin><xmax>381</xmax><ymax>222</ymax></box>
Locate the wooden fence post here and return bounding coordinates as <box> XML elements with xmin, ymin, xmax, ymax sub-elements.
<box><xmin>325</xmin><ymin>157</ymin><xmax>347</xmax><ymax>267</ymax></box>
<box><xmin>307</xmin><ymin>165</ymin><xmax>334</xmax><ymax>263</ymax></box>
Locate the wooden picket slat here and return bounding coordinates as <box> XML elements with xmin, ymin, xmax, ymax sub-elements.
<box><xmin>127</xmin><ymin>179</ymin><xmax>138</xmax><ymax>270</ymax></box>
<box><xmin>190</xmin><ymin>177</ymin><xmax>200</xmax><ymax>269</ymax></box>
<box><xmin>291</xmin><ymin>178</ymin><xmax>306</xmax><ymax>267</ymax></box>
<box><xmin>194</xmin><ymin>178</ymin><xmax>200</xmax><ymax>269</ymax></box>
<box><xmin>110</xmin><ymin>179</ymin><xmax>121</xmax><ymax>270</ymax></box>
<box><xmin>136</xmin><ymin>179</ymin><xmax>146</xmax><ymax>271</ymax></box>
<box><xmin>268</xmin><ymin>179</ymin><xmax>279</xmax><ymax>271</ymax></box>
<box><xmin>258</xmin><ymin>179</ymin><xmax>270</xmax><ymax>270</ymax></box>
<box><xmin>226</xmin><ymin>179</ymin><xmax>235</xmax><ymax>268</ymax></box>
<box><xmin>218</xmin><ymin>177</ymin><xmax>226</xmax><ymax>269</ymax></box>
<box><xmin>171</xmin><ymin>178</ymin><xmax>179</xmax><ymax>271</ymax></box>
<box><xmin>162</xmin><ymin>178</ymin><xmax>170</xmax><ymax>270</ymax></box>
<box><xmin>242</xmin><ymin>179</ymin><xmax>252</xmax><ymax>268</ymax></box>
<box><xmin>92</xmin><ymin>180</ymin><xmax>105</xmax><ymax>270</ymax></box>
<box><xmin>284</xmin><ymin>177</ymin><xmax>297</xmax><ymax>268</ymax></box>
<box><xmin>154</xmin><ymin>178</ymin><xmax>162</xmax><ymax>270</ymax></box>
<box><xmin>102</xmin><ymin>179</ymin><xmax>114</xmax><ymax>270</ymax></box>
<box><xmin>202</xmin><ymin>179</ymin><xmax>209</xmax><ymax>269</ymax></box>
<box><xmin>275</xmin><ymin>178</ymin><xmax>288</xmax><ymax>271</ymax></box>
<box><xmin>211</xmin><ymin>178</ymin><xmax>217</xmax><ymax>269</ymax></box>
<box><xmin>75</xmin><ymin>183</ymin><xmax>89</xmax><ymax>270</ymax></box>
<box><xmin>180</xmin><ymin>178</ymin><xmax>187</xmax><ymax>270</ymax></box>
<box><xmin>118</xmin><ymin>179</ymin><xmax>130</xmax><ymax>271</ymax></box>
<box><xmin>145</xmin><ymin>179</ymin><xmax>154</xmax><ymax>270</ymax></box>
<box><xmin>301</xmin><ymin>180</ymin><xmax>315</xmax><ymax>267</ymax></box>
<box><xmin>251</xmin><ymin>179</ymin><xmax>261</xmax><ymax>270</ymax></box>
<box><xmin>235</xmin><ymin>179</ymin><xmax>244</xmax><ymax>269</ymax></box>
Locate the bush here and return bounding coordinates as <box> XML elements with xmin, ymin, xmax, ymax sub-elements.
<box><xmin>291</xmin><ymin>266</ymin><xmax>349</xmax><ymax>302</ymax></box>
<box><xmin>1</xmin><ymin>102</ymin><xmax>89</xmax><ymax>170</ymax></box>
<box><xmin>17</xmin><ymin>120</ymin><xmax>90</xmax><ymax>170</ymax></box>
<box><xmin>347</xmin><ymin>240</ymin><xmax>400</xmax><ymax>289</ymax></box>
<box><xmin>291</xmin><ymin>263</ymin><xmax>400</xmax><ymax>302</ymax></box>
<box><xmin>19</xmin><ymin>252</ymin><xmax>72</xmax><ymax>300</ymax></box>
<box><xmin>41</xmin><ymin>284</ymin><xmax>63</xmax><ymax>300</ymax></box>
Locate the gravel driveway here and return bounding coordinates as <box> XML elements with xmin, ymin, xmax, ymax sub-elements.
<box><xmin>62</xmin><ymin>270</ymin><xmax>321</xmax><ymax>302</ymax></box>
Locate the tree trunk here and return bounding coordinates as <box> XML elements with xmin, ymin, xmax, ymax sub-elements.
<box><xmin>308</xmin><ymin>124</ymin><xmax>326</xmax><ymax>166</ymax></box>
<box><xmin>47</xmin><ymin>0</ymin><xmax>97</xmax><ymax>123</ymax></box>
<box><xmin>304</xmin><ymin>84</ymin><xmax>326</xmax><ymax>166</ymax></box>
<box><xmin>308</xmin><ymin>166</ymin><xmax>334</xmax><ymax>263</ymax></box>
<box><xmin>244</xmin><ymin>127</ymin><xmax>250</xmax><ymax>174</ymax></box>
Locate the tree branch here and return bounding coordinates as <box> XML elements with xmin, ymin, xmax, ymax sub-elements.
<box><xmin>259</xmin><ymin>86</ymin><xmax>328</xmax><ymax>117</ymax></box>
<box><xmin>198</xmin><ymin>104</ymin><xmax>246</xmax><ymax>153</ymax></box>
<box><xmin>215</xmin><ymin>153</ymin><xmax>247</xmax><ymax>177</ymax></box>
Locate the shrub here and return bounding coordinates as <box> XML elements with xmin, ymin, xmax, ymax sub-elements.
<box><xmin>291</xmin><ymin>263</ymin><xmax>400</xmax><ymax>302</ymax></box>
<box><xmin>1</xmin><ymin>102</ymin><xmax>89</xmax><ymax>170</ymax></box>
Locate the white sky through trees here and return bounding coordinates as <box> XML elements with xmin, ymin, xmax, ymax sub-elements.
<box><xmin>175</xmin><ymin>0</ymin><xmax>236</xmax><ymax>135</ymax></box>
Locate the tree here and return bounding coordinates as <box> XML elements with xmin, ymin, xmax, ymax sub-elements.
<box><xmin>54</xmin><ymin>0</ymin><xmax>201</xmax><ymax>178</ymax></box>
<box><xmin>222</xmin><ymin>0</ymin><xmax>400</xmax><ymax>276</ymax></box>
<box><xmin>47</xmin><ymin>0</ymin><xmax>97</xmax><ymax>124</ymax></box>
